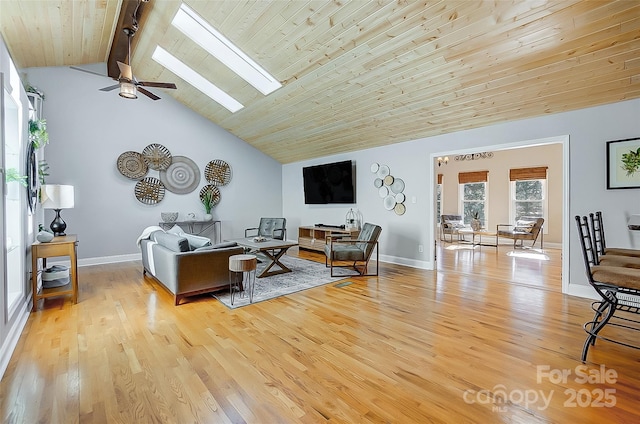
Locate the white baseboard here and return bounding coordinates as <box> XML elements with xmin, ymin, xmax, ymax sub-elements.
<box><xmin>379</xmin><ymin>254</ymin><xmax>433</xmax><ymax>270</ymax></box>
<box><xmin>47</xmin><ymin>253</ymin><xmax>141</xmax><ymax>268</ymax></box>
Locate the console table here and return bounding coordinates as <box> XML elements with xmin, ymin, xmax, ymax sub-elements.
<box><xmin>31</xmin><ymin>234</ymin><xmax>78</xmax><ymax>311</ymax></box>
<box><xmin>298</xmin><ymin>226</ymin><xmax>360</xmax><ymax>252</ymax></box>
<box><xmin>159</xmin><ymin>220</ymin><xmax>221</xmax><ymax>243</ymax></box>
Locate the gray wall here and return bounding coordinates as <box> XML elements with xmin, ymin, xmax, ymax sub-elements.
<box><xmin>24</xmin><ymin>64</ymin><xmax>282</xmax><ymax>261</ymax></box>
<box><xmin>283</xmin><ymin>98</ymin><xmax>640</xmax><ymax>296</ymax></box>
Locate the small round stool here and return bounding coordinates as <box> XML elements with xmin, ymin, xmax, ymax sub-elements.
<box><xmin>229</xmin><ymin>254</ymin><xmax>257</xmax><ymax>305</ymax></box>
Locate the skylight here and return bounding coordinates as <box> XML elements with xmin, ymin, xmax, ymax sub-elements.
<box><xmin>171</xmin><ymin>3</ymin><xmax>281</xmax><ymax>96</ymax></box>
<box><xmin>152</xmin><ymin>46</ymin><xmax>244</xmax><ymax>113</ymax></box>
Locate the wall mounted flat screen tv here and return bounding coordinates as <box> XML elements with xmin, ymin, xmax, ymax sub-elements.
<box><xmin>303</xmin><ymin>160</ymin><xmax>356</xmax><ymax>204</ymax></box>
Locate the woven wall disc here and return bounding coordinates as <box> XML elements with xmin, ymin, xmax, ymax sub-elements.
<box><xmin>383</xmin><ymin>175</ymin><xmax>394</xmax><ymax>186</ymax></box>
<box><xmin>205</xmin><ymin>159</ymin><xmax>232</xmax><ymax>185</ymax></box>
<box><xmin>199</xmin><ymin>184</ymin><xmax>221</xmax><ymax>206</ymax></box>
<box><xmin>159</xmin><ymin>156</ymin><xmax>200</xmax><ymax>194</ymax></box>
<box><xmin>117</xmin><ymin>151</ymin><xmax>148</xmax><ymax>180</ymax></box>
<box><xmin>134</xmin><ymin>177</ymin><xmax>165</xmax><ymax>205</ymax></box>
<box><xmin>142</xmin><ymin>143</ymin><xmax>172</xmax><ymax>171</ymax></box>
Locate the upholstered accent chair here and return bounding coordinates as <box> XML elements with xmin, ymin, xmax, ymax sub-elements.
<box><xmin>324</xmin><ymin>223</ymin><xmax>382</xmax><ymax>277</ymax></box>
<box><xmin>440</xmin><ymin>214</ymin><xmax>466</xmax><ymax>242</ymax></box>
<box><xmin>245</xmin><ymin>218</ymin><xmax>287</xmax><ymax>240</ymax></box>
<box><xmin>496</xmin><ymin>216</ymin><xmax>544</xmax><ymax>249</ymax></box>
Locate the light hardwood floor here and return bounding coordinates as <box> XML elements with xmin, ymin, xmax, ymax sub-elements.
<box><xmin>2</xmin><ymin>243</ymin><xmax>639</xmax><ymax>423</ymax></box>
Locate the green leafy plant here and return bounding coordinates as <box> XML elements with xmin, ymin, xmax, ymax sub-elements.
<box><xmin>201</xmin><ymin>190</ymin><xmax>215</xmax><ymax>214</ymax></box>
<box><xmin>29</xmin><ymin>119</ymin><xmax>49</xmax><ymax>149</ymax></box>
<box><xmin>38</xmin><ymin>160</ymin><xmax>50</xmax><ymax>184</ymax></box>
<box><xmin>5</xmin><ymin>168</ymin><xmax>27</xmax><ymax>186</ymax></box>
<box><xmin>621</xmin><ymin>147</ymin><xmax>640</xmax><ymax>177</ymax></box>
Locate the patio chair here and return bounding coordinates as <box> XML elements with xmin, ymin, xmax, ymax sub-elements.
<box><xmin>590</xmin><ymin>211</ymin><xmax>640</xmax><ymax>258</ymax></box>
<box><xmin>245</xmin><ymin>218</ymin><xmax>287</xmax><ymax>240</ymax></box>
<box><xmin>324</xmin><ymin>223</ymin><xmax>381</xmax><ymax>277</ymax></box>
<box><xmin>440</xmin><ymin>214</ymin><xmax>466</xmax><ymax>243</ymax></box>
<box><xmin>496</xmin><ymin>216</ymin><xmax>544</xmax><ymax>249</ymax></box>
<box><xmin>575</xmin><ymin>215</ymin><xmax>640</xmax><ymax>361</ymax></box>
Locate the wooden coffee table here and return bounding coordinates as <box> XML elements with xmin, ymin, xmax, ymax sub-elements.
<box><xmin>226</xmin><ymin>238</ymin><xmax>298</xmax><ymax>278</ymax></box>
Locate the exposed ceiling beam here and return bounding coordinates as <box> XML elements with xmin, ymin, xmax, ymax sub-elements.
<box><xmin>107</xmin><ymin>0</ymin><xmax>151</xmax><ymax>79</ymax></box>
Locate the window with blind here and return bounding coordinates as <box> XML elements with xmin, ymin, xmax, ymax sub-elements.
<box><xmin>510</xmin><ymin>167</ymin><xmax>548</xmax><ymax>223</ymax></box>
<box><xmin>458</xmin><ymin>171</ymin><xmax>488</xmax><ymax>226</ymax></box>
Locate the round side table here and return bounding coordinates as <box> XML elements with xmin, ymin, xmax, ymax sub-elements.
<box><xmin>229</xmin><ymin>254</ymin><xmax>257</xmax><ymax>305</ymax></box>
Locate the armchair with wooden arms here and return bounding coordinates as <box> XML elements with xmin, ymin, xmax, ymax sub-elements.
<box><xmin>245</xmin><ymin>218</ymin><xmax>287</xmax><ymax>240</ymax></box>
<box><xmin>495</xmin><ymin>216</ymin><xmax>544</xmax><ymax>249</ymax></box>
<box><xmin>324</xmin><ymin>223</ymin><xmax>382</xmax><ymax>277</ymax></box>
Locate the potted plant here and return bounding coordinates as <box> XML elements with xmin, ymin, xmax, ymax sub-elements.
<box><xmin>201</xmin><ymin>190</ymin><xmax>215</xmax><ymax>221</ymax></box>
<box><xmin>29</xmin><ymin>118</ymin><xmax>49</xmax><ymax>149</ymax></box>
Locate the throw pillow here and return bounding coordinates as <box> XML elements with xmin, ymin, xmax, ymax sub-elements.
<box><xmin>167</xmin><ymin>224</ymin><xmax>186</xmax><ymax>235</ymax></box>
<box><xmin>152</xmin><ymin>232</ymin><xmax>190</xmax><ymax>252</ymax></box>
<box><xmin>182</xmin><ymin>233</ymin><xmax>212</xmax><ymax>250</ymax></box>
<box><xmin>514</xmin><ymin>220</ymin><xmax>537</xmax><ymax>233</ymax></box>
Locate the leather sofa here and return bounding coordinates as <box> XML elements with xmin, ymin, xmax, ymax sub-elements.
<box><xmin>140</xmin><ymin>231</ymin><xmax>243</xmax><ymax>305</ymax></box>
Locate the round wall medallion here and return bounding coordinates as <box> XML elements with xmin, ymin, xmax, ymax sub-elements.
<box><xmin>384</xmin><ymin>195</ymin><xmax>396</xmax><ymax>210</ymax></box>
<box><xmin>134</xmin><ymin>177</ymin><xmax>165</xmax><ymax>205</ymax></box>
<box><xmin>159</xmin><ymin>155</ymin><xmax>201</xmax><ymax>194</ymax></box>
<box><xmin>378</xmin><ymin>186</ymin><xmax>389</xmax><ymax>198</ymax></box>
<box><xmin>199</xmin><ymin>184</ymin><xmax>221</xmax><ymax>206</ymax></box>
<box><xmin>205</xmin><ymin>159</ymin><xmax>232</xmax><ymax>185</ymax></box>
<box><xmin>394</xmin><ymin>203</ymin><xmax>406</xmax><ymax>215</ymax></box>
<box><xmin>376</xmin><ymin>164</ymin><xmax>390</xmax><ymax>178</ymax></box>
<box><xmin>383</xmin><ymin>175</ymin><xmax>394</xmax><ymax>186</ymax></box>
<box><xmin>142</xmin><ymin>143</ymin><xmax>172</xmax><ymax>171</ymax></box>
<box><xmin>370</xmin><ymin>163</ymin><xmax>379</xmax><ymax>173</ymax></box>
<box><xmin>395</xmin><ymin>192</ymin><xmax>406</xmax><ymax>203</ymax></box>
<box><xmin>117</xmin><ymin>151</ymin><xmax>148</xmax><ymax>180</ymax></box>
<box><xmin>374</xmin><ymin>178</ymin><xmax>383</xmax><ymax>188</ymax></box>
<box><xmin>390</xmin><ymin>178</ymin><xmax>405</xmax><ymax>193</ymax></box>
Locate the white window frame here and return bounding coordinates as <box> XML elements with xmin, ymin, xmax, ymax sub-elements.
<box><xmin>509</xmin><ymin>179</ymin><xmax>548</xmax><ymax>233</ymax></box>
<box><xmin>459</xmin><ymin>182</ymin><xmax>488</xmax><ymax>227</ymax></box>
<box><xmin>436</xmin><ymin>183</ymin><xmax>443</xmax><ymax>227</ymax></box>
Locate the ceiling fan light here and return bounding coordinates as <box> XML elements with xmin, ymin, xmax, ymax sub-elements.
<box><xmin>119</xmin><ymin>82</ymin><xmax>137</xmax><ymax>99</ymax></box>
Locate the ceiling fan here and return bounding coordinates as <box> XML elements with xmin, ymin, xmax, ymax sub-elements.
<box><xmin>71</xmin><ymin>27</ymin><xmax>176</xmax><ymax>100</ymax></box>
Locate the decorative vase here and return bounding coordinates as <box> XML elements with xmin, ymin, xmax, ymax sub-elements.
<box><xmin>36</xmin><ymin>231</ymin><xmax>54</xmax><ymax>243</ymax></box>
<box><xmin>203</xmin><ymin>213</ymin><xmax>213</xmax><ymax>221</ymax></box>
<box><xmin>471</xmin><ymin>219</ymin><xmax>482</xmax><ymax>231</ymax></box>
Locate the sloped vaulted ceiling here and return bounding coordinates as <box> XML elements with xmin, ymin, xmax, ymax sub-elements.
<box><xmin>1</xmin><ymin>1</ymin><xmax>640</xmax><ymax>163</ymax></box>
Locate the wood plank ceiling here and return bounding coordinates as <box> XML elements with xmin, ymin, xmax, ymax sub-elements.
<box><xmin>1</xmin><ymin>1</ymin><xmax>639</xmax><ymax>164</ymax></box>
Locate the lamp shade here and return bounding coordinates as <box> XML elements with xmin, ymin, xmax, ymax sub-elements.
<box><xmin>40</xmin><ymin>184</ymin><xmax>75</xmax><ymax>209</ymax></box>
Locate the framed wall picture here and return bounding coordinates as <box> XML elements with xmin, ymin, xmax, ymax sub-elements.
<box><xmin>607</xmin><ymin>137</ymin><xmax>640</xmax><ymax>189</ymax></box>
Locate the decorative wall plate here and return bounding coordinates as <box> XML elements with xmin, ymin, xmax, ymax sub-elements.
<box><xmin>378</xmin><ymin>186</ymin><xmax>388</xmax><ymax>197</ymax></box>
<box><xmin>395</xmin><ymin>192</ymin><xmax>406</xmax><ymax>203</ymax></box>
<box><xmin>117</xmin><ymin>151</ymin><xmax>148</xmax><ymax>180</ymax></box>
<box><xmin>384</xmin><ymin>195</ymin><xmax>396</xmax><ymax>210</ymax></box>
<box><xmin>134</xmin><ymin>177</ymin><xmax>165</xmax><ymax>205</ymax></box>
<box><xmin>199</xmin><ymin>184</ymin><xmax>221</xmax><ymax>206</ymax></box>
<box><xmin>142</xmin><ymin>143</ymin><xmax>172</xmax><ymax>171</ymax></box>
<box><xmin>159</xmin><ymin>155</ymin><xmax>200</xmax><ymax>194</ymax></box>
<box><xmin>390</xmin><ymin>178</ymin><xmax>405</xmax><ymax>193</ymax></box>
<box><xmin>370</xmin><ymin>163</ymin><xmax>379</xmax><ymax>173</ymax></box>
<box><xmin>383</xmin><ymin>175</ymin><xmax>394</xmax><ymax>186</ymax></box>
<box><xmin>376</xmin><ymin>164</ymin><xmax>390</xmax><ymax>178</ymax></box>
<box><xmin>205</xmin><ymin>159</ymin><xmax>232</xmax><ymax>185</ymax></box>
<box><xmin>374</xmin><ymin>178</ymin><xmax>383</xmax><ymax>188</ymax></box>
<box><xmin>394</xmin><ymin>203</ymin><xmax>406</xmax><ymax>215</ymax></box>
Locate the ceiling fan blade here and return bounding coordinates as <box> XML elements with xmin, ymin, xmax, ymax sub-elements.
<box><xmin>138</xmin><ymin>81</ymin><xmax>177</xmax><ymax>89</ymax></box>
<box><xmin>138</xmin><ymin>87</ymin><xmax>161</xmax><ymax>101</ymax></box>
<box><xmin>117</xmin><ymin>61</ymin><xmax>133</xmax><ymax>81</ymax></box>
<box><xmin>70</xmin><ymin>66</ymin><xmax>110</xmax><ymax>78</ymax></box>
<box><xmin>99</xmin><ymin>84</ymin><xmax>120</xmax><ymax>92</ymax></box>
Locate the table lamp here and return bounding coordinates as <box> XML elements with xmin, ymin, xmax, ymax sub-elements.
<box><xmin>40</xmin><ymin>184</ymin><xmax>74</xmax><ymax>236</ymax></box>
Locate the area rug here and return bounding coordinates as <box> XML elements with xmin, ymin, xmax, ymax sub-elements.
<box><xmin>214</xmin><ymin>256</ymin><xmax>357</xmax><ymax>308</ymax></box>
